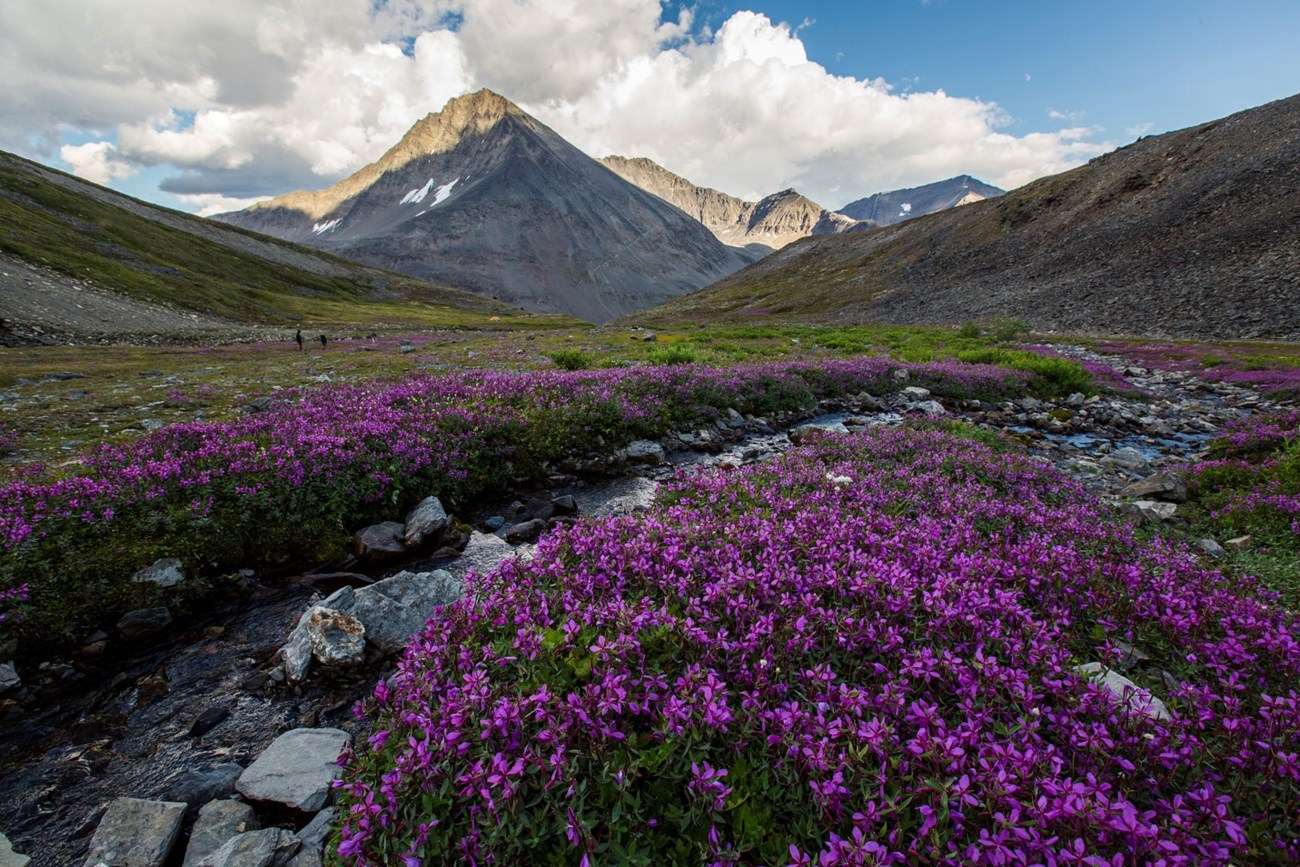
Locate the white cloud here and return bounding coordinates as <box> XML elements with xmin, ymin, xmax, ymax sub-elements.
<box><xmin>59</xmin><ymin>141</ymin><xmax>137</xmax><ymax>185</ymax></box>
<box><xmin>176</xmin><ymin>192</ymin><xmax>273</xmax><ymax>217</ymax></box>
<box><xmin>2</xmin><ymin>1</ymin><xmax>1112</xmax><ymax>212</ymax></box>
<box><xmin>1048</xmin><ymin>108</ymin><xmax>1087</xmax><ymax>124</ymax></box>
<box><xmin>1127</xmin><ymin>121</ymin><xmax>1155</xmax><ymax>137</ymax></box>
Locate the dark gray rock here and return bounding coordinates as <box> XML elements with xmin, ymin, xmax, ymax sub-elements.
<box><xmin>404</xmin><ymin>496</ymin><xmax>450</xmax><ymax>548</ymax></box>
<box><xmin>483</xmin><ymin>515</ymin><xmax>506</xmax><ymax>531</ymax></box>
<box><xmin>550</xmin><ymin>495</ymin><xmax>578</xmax><ymax>516</ymax></box>
<box><xmin>132</xmin><ymin>557</ymin><xmax>186</xmax><ymax>588</ymax></box>
<box><xmin>295</xmin><ymin>808</ymin><xmax>334</xmax><ymax>857</ymax></box>
<box><xmin>193</xmin><ymin>828</ymin><xmax>299</xmax><ymax>867</ymax></box>
<box><xmin>117</xmin><ymin>607</ymin><xmax>173</xmax><ymax>641</ymax></box>
<box><xmin>1195</xmin><ymin>538</ymin><xmax>1226</xmax><ymax>559</ymax></box>
<box><xmin>789</xmin><ymin>421</ymin><xmax>849</xmax><ymax>444</ymax></box>
<box><xmin>236</xmin><ymin>728</ymin><xmax>351</xmax><ymax>812</ymax></box>
<box><xmin>189</xmin><ymin>706</ymin><xmax>231</xmax><ymax>738</ymax></box>
<box><xmin>1120</xmin><ymin>472</ymin><xmax>1188</xmax><ymax>503</ymax></box>
<box><xmin>182</xmin><ymin>800</ymin><xmax>258</xmax><ymax>867</ymax></box>
<box><xmin>351</xmin><ymin>522</ymin><xmax>406</xmax><ymax>561</ymax></box>
<box><xmin>83</xmin><ymin>797</ymin><xmax>186</xmax><ymax>867</ymax></box>
<box><xmin>165</xmin><ymin>763</ymin><xmax>244</xmax><ymax>806</ymax></box>
<box><xmin>505</xmin><ymin>519</ymin><xmax>547</xmax><ymax>544</ymax></box>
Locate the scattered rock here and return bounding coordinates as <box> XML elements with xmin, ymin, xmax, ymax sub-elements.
<box><xmin>505</xmin><ymin>519</ymin><xmax>547</xmax><ymax>545</ymax></box>
<box><xmin>1119</xmin><ymin>472</ymin><xmax>1188</xmax><ymax>503</ymax></box>
<box><xmin>1101</xmin><ymin>447</ymin><xmax>1151</xmax><ymax>473</ymax></box>
<box><xmin>294</xmin><ymin>808</ymin><xmax>334</xmax><ymax>857</ymax></box>
<box><xmin>1194</xmin><ymin>538</ymin><xmax>1226</xmax><ymax>559</ymax></box>
<box><xmin>352</xmin><ymin>522</ymin><xmax>406</xmax><ymax>561</ymax></box>
<box><xmin>450</xmin><ymin>531</ymin><xmax>515</xmax><ymax>578</ymax></box>
<box><xmin>622</xmin><ymin>439</ymin><xmax>665</xmax><ymax>465</ymax></box>
<box><xmin>912</xmin><ymin>400</ymin><xmax>946</xmax><ymax>416</ymax></box>
<box><xmin>189</xmin><ymin>706</ymin><xmax>231</xmax><ymax>738</ymax></box>
<box><xmin>0</xmin><ymin>833</ymin><xmax>30</xmax><ymax>867</ymax></box>
<box><xmin>117</xmin><ymin>606</ymin><xmax>173</xmax><ymax>641</ymax></box>
<box><xmin>1224</xmin><ymin>535</ymin><xmax>1253</xmax><ymax>551</ymax></box>
<box><xmin>132</xmin><ymin>557</ymin><xmax>186</xmax><ymax>588</ymax></box>
<box><xmin>1074</xmin><ymin>662</ymin><xmax>1172</xmax><ymax>722</ymax></box>
<box><xmin>235</xmin><ymin>728</ymin><xmax>351</xmax><ymax>812</ymax></box>
<box><xmin>182</xmin><ymin>800</ymin><xmax>259</xmax><ymax>867</ymax></box>
<box><xmin>0</xmin><ymin>662</ymin><xmax>19</xmax><ymax>694</ymax></box>
<box><xmin>901</xmin><ymin>386</ymin><xmax>932</xmax><ymax>400</ymax></box>
<box><xmin>306</xmin><ymin>608</ymin><xmax>366</xmax><ymax>667</ymax></box>
<box><xmin>404</xmin><ymin>496</ymin><xmax>450</xmax><ymax>548</ymax></box>
<box><xmin>789</xmin><ymin>421</ymin><xmax>849</xmax><ymax>444</ymax></box>
<box><xmin>193</xmin><ymin>828</ymin><xmax>300</xmax><ymax>867</ymax></box>
<box><xmin>83</xmin><ymin>797</ymin><xmax>186</xmax><ymax>867</ymax></box>
<box><xmin>1120</xmin><ymin>500</ymin><xmax>1178</xmax><ymax>522</ymax></box>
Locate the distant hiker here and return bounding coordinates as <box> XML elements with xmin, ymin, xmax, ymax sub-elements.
<box><xmin>294</xmin><ymin>329</ymin><xmax>303</xmax><ymax>351</ymax></box>
<box><xmin>319</xmin><ymin>333</ymin><xmax>328</xmax><ymax>349</ymax></box>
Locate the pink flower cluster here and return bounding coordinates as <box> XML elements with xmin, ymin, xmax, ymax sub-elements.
<box><xmin>336</xmin><ymin>428</ymin><xmax>1300</xmax><ymax>865</ymax></box>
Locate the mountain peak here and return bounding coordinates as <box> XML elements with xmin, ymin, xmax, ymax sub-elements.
<box><xmin>248</xmin><ymin>89</ymin><xmax>531</xmax><ymax>220</ymax></box>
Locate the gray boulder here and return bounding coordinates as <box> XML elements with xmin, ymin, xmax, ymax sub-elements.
<box><xmin>83</xmin><ymin>798</ymin><xmax>186</xmax><ymax>867</ymax></box>
<box><xmin>1121</xmin><ymin>500</ymin><xmax>1178</xmax><ymax>522</ymax></box>
<box><xmin>305</xmin><ymin>608</ymin><xmax>365</xmax><ymax>667</ymax></box>
<box><xmin>1102</xmin><ymin>447</ymin><xmax>1150</xmax><ymax>473</ymax></box>
<box><xmin>1074</xmin><ymin>662</ymin><xmax>1172</xmax><ymax>722</ymax></box>
<box><xmin>349</xmin><ymin>570</ymin><xmax>462</xmax><ymax>654</ymax></box>
<box><xmin>449</xmin><ymin>532</ymin><xmax>515</xmax><ymax>579</ymax></box>
<box><xmin>912</xmin><ymin>400</ymin><xmax>946</xmax><ymax>416</ymax></box>
<box><xmin>622</xmin><ymin>439</ymin><xmax>665</xmax><ymax>465</ymax></box>
<box><xmin>294</xmin><ymin>808</ymin><xmax>334</xmax><ymax>860</ymax></box>
<box><xmin>193</xmin><ymin>829</ymin><xmax>300</xmax><ymax>867</ymax></box>
<box><xmin>901</xmin><ymin>386</ymin><xmax>932</xmax><ymax>400</ymax></box>
<box><xmin>1195</xmin><ymin>538</ymin><xmax>1226</xmax><ymax>559</ymax></box>
<box><xmin>1120</xmin><ymin>471</ymin><xmax>1188</xmax><ymax>503</ymax></box>
<box><xmin>351</xmin><ymin>522</ymin><xmax>406</xmax><ymax>561</ymax></box>
<box><xmin>117</xmin><ymin>607</ymin><xmax>173</xmax><ymax>641</ymax></box>
<box><xmin>0</xmin><ymin>832</ymin><xmax>30</xmax><ymax>867</ymax></box>
<box><xmin>183</xmin><ymin>800</ymin><xmax>258</xmax><ymax>867</ymax></box>
<box><xmin>236</xmin><ymin>728</ymin><xmax>351</xmax><ymax>812</ymax></box>
<box><xmin>165</xmin><ymin>764</ymin><xmax>244</xmax><ymax>806</ymax></box>
<box><xmin>132</xmin><ymin>557</ymin><xmax>186</xmax><ymax>588</ymax></box>
<box><xmin>404</xmin><ymin>496</ymin><xmax>450</xmax><ymax>548</ymax></box>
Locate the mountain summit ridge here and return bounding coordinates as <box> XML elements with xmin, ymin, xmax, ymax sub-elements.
<box><xmin>217</xmin><ymin>91</ymin><xmax>747</xmax><ymax>322</ymax></box>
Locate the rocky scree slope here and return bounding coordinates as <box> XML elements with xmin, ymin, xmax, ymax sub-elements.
<box><xmin>217</xmin><ymin>91</ymin><xmax>748</xmax><ymax>323</ymax></box>
<box><xmin>836</xmin><ymin>174</ymin><xmax>1004</xmax><ymax>226</ymax></box>
<box><xmin>0</xmin><ymin>151</ymin><xmax>516</xmax><ymax>343</ymax></box>
<box><xmin>642</xmin><ymin>93</ymin><xmax>1300</xmax><ymax>341</ymax></box>
<box><xmin>599</xmin><ymin>154</ymin><xmax>865</xmax><ymax>254</ymax></box>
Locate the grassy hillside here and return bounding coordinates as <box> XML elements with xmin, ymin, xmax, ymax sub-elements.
<box><xmin>0</xmin><ymin>151</ymin><xmax>573</xmax><ymax>330</ymax></box>
<box><xmin>633</xmin><ymin>93</ymin><xmax>1300</xmax><ymax>341</ymax></box>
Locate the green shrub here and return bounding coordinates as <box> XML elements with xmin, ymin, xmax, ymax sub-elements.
<box><xmin>548</xmin><ymin>349</ymin><xmax>594</xmax><ymax>371</ymax></box>
<box><xmin>988</xmin><ymin>316</ymin><xmax>1030</xmax><ymax>342</ymax></box>
<box><xmin>958</xmin><ymin>321</ymin><xmax>982</xmax><ymax>339</ymax></box>
<box><xmin>646</xmin><ymin>345</ymin><xmax>701</xmax><ymax>365</ymax></box>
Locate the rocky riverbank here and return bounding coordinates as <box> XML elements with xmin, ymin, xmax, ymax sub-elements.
<box><xmin>0</xmin><ymin>344</ymin><xmax>1287</xmax><ymax>866</ymax></box>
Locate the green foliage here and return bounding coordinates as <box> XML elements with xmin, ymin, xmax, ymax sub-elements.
<box><xmin>958</xmin><ymin>321</ymin><xmax>983</xmax><ymax>339</ymax></box>
<box><xmin>548</xmin><ymin>349</ymin><xmax>595</xmax><ymax>371</ymax></box>
<box><xmin>953</xmin><ymin>348</ymin><xmax>1096</xmax><ymax>397</ymax></box>
<box><xmin>987</xmin><ymin>316</ymin><xmax>1031</xmax><ymax>343</ymax></box>
<box><xmin>645</xmin><ymin>345</ymin><xmax>701</xmax><ymax>365</ymax></box>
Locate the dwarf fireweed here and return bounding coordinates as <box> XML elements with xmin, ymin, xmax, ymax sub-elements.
<box><xmin>335</xmin><ymin>428</ymin><xmax>1300</xmax><ymax>865</ymax></box>
<box><xmin>0</xmin><ymin>359</ymin><xmax>1027</xmax><ymax>644</ymax></box>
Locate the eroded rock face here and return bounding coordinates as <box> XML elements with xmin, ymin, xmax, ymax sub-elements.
<box><xmin>83</xmin><ymin>797</ymin><xmax>187</xmax><ymax>867</ymax></box>
<box><xmin>305</xmin><ymin>608</ymin><xmax>366</xmax><ymax>667</ymax></box>
<box><xmin>235</xmin><ymin>728</ymin><xmax>351</xmax><ymax>813</ymax></box>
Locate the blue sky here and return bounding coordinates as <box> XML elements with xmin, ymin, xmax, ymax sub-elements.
<box><xmin>681</xmin><ymin>0</ymin><xmax>1300</xmax><ymax>139</ymax></box>
<box><xmin>1</xmin><ymin>0</ymin><xmax>1296</xmax><ymax>213</ymax></box>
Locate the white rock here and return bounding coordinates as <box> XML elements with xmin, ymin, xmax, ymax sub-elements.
<box><xmin>194</xmin><ymin>829</ymin><xmax>300</xmax><ymax>867</ymax></box>
<box><xmin>622</xmin><ymin>439</ymin><xmax>665</xmax><ymax>465</ymax></box>
<box><xmin>0</xmin><ymin>832</ymin><xmax>31</xmax><ymax>867</ymax></box>
<box><xmin>236</xmin><ymin>728</ymin><xmax>351</xmax><ymax>812</ymax></box>
<box><xmin>901</xmin><ymin>386</ymin><xmax>932</xmax><ymax>400</ymax></box>
<box><xmin>0</xmin><ymin>662</ymin><xmax>19</xmax><ymax>694</ymax></box>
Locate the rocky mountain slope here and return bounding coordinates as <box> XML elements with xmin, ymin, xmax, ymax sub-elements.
<box><xmin>837</xmin><ymin>175</ymin><xmax>1004</xmax><ymax>226</ymax></box>
<box><xmin>598</xmin><ymin>155</ymin><xmax>865</xmax><ymax>252</ymax></box>
<box><xmin>638</xmin><ymin>93</ymin><xmax>1300</xmax><ymax>341</ymax></box>
<box><xmin>0</xmin><ymin>150</ymin><xmax>530</xmax><ymax>344</ymax></box>
<box><xmin>216</xmin><ymin>91</ymin><xmax>748</xmax><ymax>323</ymax></box>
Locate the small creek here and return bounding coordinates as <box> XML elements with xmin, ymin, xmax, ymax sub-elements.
<box><xmin>0</xmin><ymin>345</ymin><xmax>1282</xmax><ymax>865</ymax></box>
